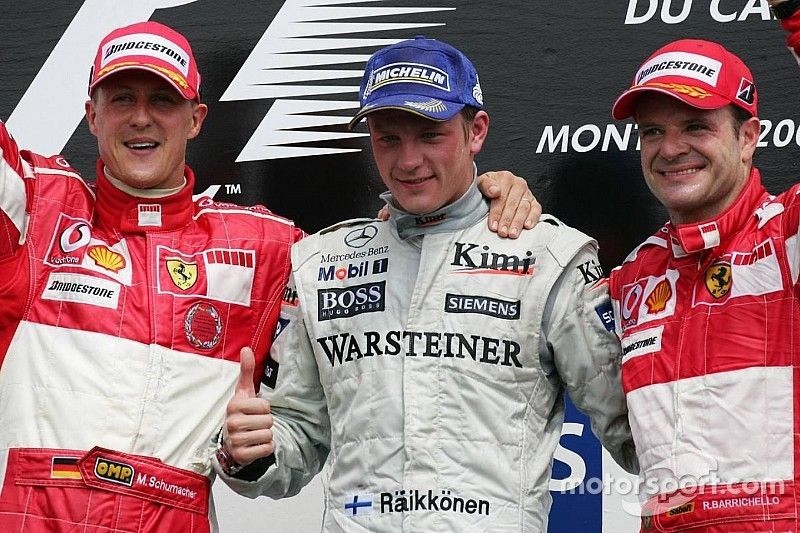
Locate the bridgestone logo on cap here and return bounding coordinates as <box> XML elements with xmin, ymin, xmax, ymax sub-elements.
<box><xmin>101</xmin><ymin>33</ymin><xmax>190</xmax><ymax>76</ymax></box>
<box><xmin>635</xmin><ymin>51</ymin><xmax>721</xmax><ymax>87</ymax></box>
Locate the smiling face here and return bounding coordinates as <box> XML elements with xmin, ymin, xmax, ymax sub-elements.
<box><xmin>635</xmin><ymin>93</ymin><xmax>759</xmax><ymax>225</ymax></box>
<box><xmin>85</xmin><ymin>70</ymin><xmax>208</xmax><ymax>190</ymax></box>
<box><xmin>367</xmin><ymin>109</ymin><xmax>489</xmax><ymax>215</ymax></box>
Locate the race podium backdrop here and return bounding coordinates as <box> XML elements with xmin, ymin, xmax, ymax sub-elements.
<box><xmin>4</xmin><ymin>1</ymin><xmax>799</xmax><ymax>531</ymax></box>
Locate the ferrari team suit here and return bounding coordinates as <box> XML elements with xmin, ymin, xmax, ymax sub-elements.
<box><xmin>609</xmin><ymin>169</ymin><xmax>800</xmax><ymax>532</ymax></box>
<box><xmin>219</xmin><ymin>181</ymin><xmax>637</xmax><ymax>532</ymax></box>
<box><xmin>0</xmin><ymin>121</ymin><xmax>300</xmax><ymax>531</ymax></box>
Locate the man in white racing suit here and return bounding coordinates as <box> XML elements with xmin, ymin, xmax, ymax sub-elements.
<box><xmin>217</xmin><ymin>36</ymin><xmax>638</xmax><ymax>532</ymax></box>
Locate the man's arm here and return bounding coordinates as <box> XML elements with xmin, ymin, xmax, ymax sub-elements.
<box><xmin>0</xmin><ymin>121</ymin><xmax>31</xmax><ymax>259</ymax></box>
<box><xmin>543</xmin><ymin>241</ymin><xmax>638</xmax><ymax>474</ymax></box>
<box><xmin>215</xmin><ymin>277</ymin><xmax>331</xmax><ymax>499</ymax></box>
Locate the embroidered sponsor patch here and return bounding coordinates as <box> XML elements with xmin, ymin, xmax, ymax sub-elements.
<box><xmin>444</xmin><ymin>293</ymin><xmax>520</xmax><ymax>320</ymax></box>
<box><xmin>137</xmin><ymin>204</ymin><xmax>162</xmax><ymax>227</ymax></box>
<box><xmin>42</xmin><ymin>272</ymin><xmax>120</xmax><ymax>309</ymax></box>
<box><xmin>87</xmin><ymin>245</ymin><xmax>126</xmax><ymax>273</ymax></box>
<box><xmin>317</xmin><ymin>281</ymin><xmax>385</xmax><ymax>321</ymax></box>
<box><xmin>704</xmin><ymin>262</ymin><xmax>732</xmax><ymax>299</ymax></box>
<box><xmin>344</xmin><ymin>225</ymin><xmax>378</xmax><ymax>248</ymax></box>
<box><xmin>621</xmin><ymin>325</ymin><xmax>664</xmax><ymax>362</ymax></box>
<box><xmin>365</xmin><ymin>62</ymin><xmax>450</xmax><ymax>96</ymax></box>
<box><xmin>94</xmin><ymin>456</ymin><xmax>134</xmax><ymax>487</ymax></box>
<box><xmin>167</xmin><ymin>258</ymin><xmax>198</xmax><ymax>290</ymax></box>
<box><xmin>157</xmin><ymin>246</ymin><xmax>254</xmax><ymax>305</ymax></box>
<box><xmin>184</xmin><ymin>302</ymin><xmax>222</xmax><ymax>350</ymax></box>
<box><xmin>595</xmin><ymin>300</ymin><xmax>615</xmax><ymax>332</ymax></box>
<box><xmin>635</xmin><ymin>51</ymin><xmax>721</xmax><ymax>86</ymax></box>
<box><xmin>101</xmin><ymin>32</ymin><xmax>190</xmax><ymax>75</ymax></box>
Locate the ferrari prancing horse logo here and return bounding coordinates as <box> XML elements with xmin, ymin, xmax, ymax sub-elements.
<box><xmin>167</xmin><ymin>259</ymin><xmax>198</xmax><ymax>290</ymax></box>
<box><xmin>705</xmin><ymin>262</ymin><xmax>732</xmax><ymax>299</ymax></box>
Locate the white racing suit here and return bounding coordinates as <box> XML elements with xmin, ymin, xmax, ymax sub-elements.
<box><xmin>218</xmin><ymin>182</ymin><xmax>637</xmax><ymax>532</ymax></box>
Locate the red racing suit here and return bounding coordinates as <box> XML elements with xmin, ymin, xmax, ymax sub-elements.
<box><xmin>0</xmin><ymin>121</ymin><xmax>300</xmax><ymax>532</ymax></box>
<box><xmin>609</xmin><ymin>169</ymin><xmax>800</xmax><ymax>532</ymax></box>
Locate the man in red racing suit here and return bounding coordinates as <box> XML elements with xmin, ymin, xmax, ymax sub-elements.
<box><xmin>608</xmin><ymin>11</ymin><xmax>800</xmax><ymax>532</ymax></box>
<box><xmin>0</xmin><ymin>21</ymin><xmax>301</xmax><ymax>531</ymax></box>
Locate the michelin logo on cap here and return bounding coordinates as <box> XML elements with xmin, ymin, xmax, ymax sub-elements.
<box><xmin>364</xmin><ymin>62</ymin><xmax>450</xmax><ymax>98</ymax></box>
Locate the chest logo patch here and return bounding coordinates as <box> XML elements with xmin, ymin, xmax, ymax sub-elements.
<box><xmin>645</xmin><ymin>279</ymin><xmax>672</xmax><ymax>313</ymax></box>
<box><xmin>88</xmin><ymin>246</ymin><xmax>126</xmax><ymax>273</ymax></box>
<box><xmin>705</xmin><ymin>262</ymin><xmax>732</xmax><ymax>299</ymax></box>
<box><xmin>167</xmin><ymin>259</ymin><xmax>198</xmax><ymax>291</ymax></box>
<box><xmin>184</xmin><ymin>302</ymin><xmax>223</xmax><ymax>350</ymax></box>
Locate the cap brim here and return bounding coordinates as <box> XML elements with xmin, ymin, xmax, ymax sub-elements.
<box><xmin>347</xmin><ymin>95</ymin><xmax>465</xmax><ymax>130</ymax></box>
<box><xmin>89</xmin><ymin>63</ymin><xmax>198</xmax><ymax>101</ymax></box>
<box><xmin>612</xmin><ymin>85</ymin><xmax>730</xmax><ymax>120</ymax></box>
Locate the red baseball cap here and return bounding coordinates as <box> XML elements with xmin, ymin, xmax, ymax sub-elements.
<box><xmin>88</xmin><ymin>21</ymin><xmax>201</xmax><ymax>101</ymax></box>
<box><xmin>612</xmin><ymin>39</ymin><xmax>756</xmax><ymax>120</ymax></box>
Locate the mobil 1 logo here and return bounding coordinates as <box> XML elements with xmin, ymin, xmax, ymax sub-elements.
<box><xmin>318</xmin><ymin>281</ymin><xmax>385</xmax><ymax>321</ymax></box>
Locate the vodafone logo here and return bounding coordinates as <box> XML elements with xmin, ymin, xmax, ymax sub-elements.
<box><xmin>622</xmin><ymin>283</ymin><xmax>644</xmax><ymax>322</ymax></box>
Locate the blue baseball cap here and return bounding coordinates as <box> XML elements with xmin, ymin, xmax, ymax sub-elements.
<box><xmin>347</xmin><ymin>36</ymin><xmax>484</xmax><ymax>130</ymax></box>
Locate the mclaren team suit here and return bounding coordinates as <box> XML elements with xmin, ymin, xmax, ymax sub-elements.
<box><xmin>219</xmin><ymin>182</ymin><xmax>637</xmax><ymax>532</ymax></box>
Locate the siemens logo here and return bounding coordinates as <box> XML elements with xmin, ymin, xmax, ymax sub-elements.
<box><xmin>624</xmin><ymin>0</ymin><xmax>772</xmax><ymax>25</ymax></box>
<box><xmin>444</xmin><ymin>294</ymin><xmax>520</xmax><ymax>320</ymax></box>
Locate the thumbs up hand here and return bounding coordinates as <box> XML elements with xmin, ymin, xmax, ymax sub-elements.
<box><xmin>223</xmin><ymin>347</ymin><xmax>275</xmax><ymax>466</ymax></box>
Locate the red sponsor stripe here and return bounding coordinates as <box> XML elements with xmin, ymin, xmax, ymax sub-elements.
<box><xmin>245</xmin><ymin>253</ymin><xmax>253</xmax><ymax>268</ymax></box>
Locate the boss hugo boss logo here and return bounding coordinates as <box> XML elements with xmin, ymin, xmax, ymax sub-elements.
<box><xmin>344</xmin><ymin>225</ymin><xmax>378</xmax><ymax>248</ymax></box>
<box><xmin>317</xmin><ymin>281</ymin><xmax>385</xmax><ymax>321</ymax></box>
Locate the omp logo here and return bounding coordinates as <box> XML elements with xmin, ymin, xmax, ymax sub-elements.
<box><xmin>624</xmin><ymin>0</ymin><xmax>772</xmax><ymax>25</ymax></box>
<box><xmin>8</xmin><ymin>0</ymin><xmax>452</xmax><ymax>162</ymax></box>
<box><xmin>94</xmin><ymin>457</ymin><xmax>135</xmax><ymax>487</ymax></box>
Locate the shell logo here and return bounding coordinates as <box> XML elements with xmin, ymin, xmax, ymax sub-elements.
<box><xmin>88</xmin><ymin>246</ymin><xmax>126</xmax><ymax>273</ymax></box>
<box><xmin>645</xmin><ymin>279</ymin><xmax>672</xmax><ymax>313</ymax></box>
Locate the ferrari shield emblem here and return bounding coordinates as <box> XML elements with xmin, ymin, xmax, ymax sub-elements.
<box><xmin>705</xmin><ymin>262</ymin><xmax>732</xmax><ymax>299</ymax></box>
<box><xmin>167</xmin><ymin>259</ymin><xmax>198</xmax><ymax>290</ymax></box>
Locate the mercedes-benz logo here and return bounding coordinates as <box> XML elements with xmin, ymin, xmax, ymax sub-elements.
<box><xmin>344</xmin><ymin>225</ymin><xmax>378</xmax><ymax>248</ymax></box>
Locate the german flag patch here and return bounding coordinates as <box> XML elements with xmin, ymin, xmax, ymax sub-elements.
<box><xmin>51</xmin><ymin>457</ymin><xmax>81</xmax><ymax>480</ymax></box>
